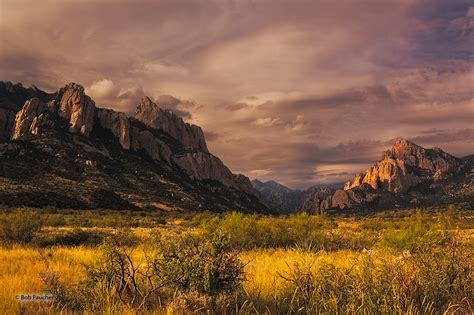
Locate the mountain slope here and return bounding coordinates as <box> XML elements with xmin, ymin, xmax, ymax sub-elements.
<box><xmin>0</xmin><ymin>82</ymin><xmax>269</xmax><ymax>213</ymax></box>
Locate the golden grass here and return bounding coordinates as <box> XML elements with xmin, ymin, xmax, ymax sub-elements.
<box><xmin>0</xmin><ymin>245</ymin><xmax>370</xmax><ymax>314</ymax></box>
<box><xmin>0</xmin><ymin>210</ymin><xmax>472</xmax><ymax>314</ymax></box>
<box><xmin>240</xmin><ymin>248</ymin><xmax>369</xmax><ymax>301</ymax></box>
<box><xmin>0</xmin><ymin>246</ymin><xmax>97</xmax><ymax>314</ymax></box>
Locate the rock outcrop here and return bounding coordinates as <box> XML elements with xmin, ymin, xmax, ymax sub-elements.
<box><xmin>299</xmin><ymin>186</ymin><xmax>333</xmax><ymax>214</ymax></box>
<box><xmin>331</xmin><ymin>189</ymin><xmax>352</xmax><ymax>209</ymax></box>
<box><xmin>135</xmin><ymin>97</ymin><xmax>208</xmax><ymax>152</ymax></box>
<box><xmin>10</xmin><ymin>98</ymin><xmax>50</xmax><ymax>140</ymax></box>
<box><xmin>130</xmin><ymin>126</ymin><xmax>172</xmax><ymax>163</ymax></box>
<box><xmin>345</xmin><ymin>139</ymin><xmax>465</xmax><ymax>193</ymax></box>
<box><xmin>97</xmin><ymin>108</ymin><xmax>131</xmax><ymax>149</ymax></box>
<box><xmin>390</xmin><ymin>138</ymin><xmax>464</xmax><ymax>180</ymax></box>
<box><xmin>57</xmin><ymin>83</ymin><xmax>96</xmax><ymax>136</ymax></box>
<box><xmin>343</xmin><ymin>173</ymin><xmax>363</xmax><ymax>190</ymax></box>
<box><xmin>173</xmin><ymin>152</ymin><xmax>241</xmax><ymax>189</ymax></box>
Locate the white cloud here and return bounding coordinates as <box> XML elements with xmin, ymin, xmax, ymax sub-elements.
<box><xmin>252</xmin><ymin>117</ymin><xmax>280</xmax><ymax>127</ymax></box>
<box><xmin>87</xmin><ymin>79</ymin><xmax>117</xmax><ymax>99</ymax></box>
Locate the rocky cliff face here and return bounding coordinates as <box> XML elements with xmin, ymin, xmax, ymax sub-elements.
<box><xmin>1</xmin><ymin>82</ymin><xmax>54</xmax><ymax>142</ymax></box>
<box><xmin>11</xmin><ymin>98</ymin><xmax>50</xmax><ymax>140</ymax></box>
<box><xmin>135</xmin><ymin>97</ymin><xmax>208</xmax><ymax>152</ymax></box>
<box><xmin>130</xmin><ymin>126</ymin><xmax>173</xmax><ymax>163</ymax></box>
<box><xmin>255</xmin><ymin>138</ymin><xmax>472</xmax><ymax>213</ymax></box>
<box><xmin>172</xmin><ymin>152</ymin><xmax>255</xmax><ymax>193</ymax></box>
<box><xmin>345</xmin><ymin>139</ymin><xmax>466</xmax><ymax>193</ymax></box>
<box><xmin>57</xmin><ymin>83</ymin><xmax>96</xmax><ymax>136</ymax></box>
<box><xmin>97</xmin><ymin>108</ymin><xmax>131</xmax><ymax>150</ymax></box>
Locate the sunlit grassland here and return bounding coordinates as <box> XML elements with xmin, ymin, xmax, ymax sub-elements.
<box><xmin>0</xmin><ymin>207</ymin><xmax>472</xmax><ymax>314</ymax></box>
<box><xmin>0</xmin><ymin>247</ymin><xmax>384</xmax><ymax>314</ymax></box>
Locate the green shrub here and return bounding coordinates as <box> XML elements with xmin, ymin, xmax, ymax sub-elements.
<box><xmin>0</xmin><ymin>209</ymin><xmax>44</xmax><ymax>245</ymax></box>
<box><xmin>382</xmin><ymin>210</ymin><xmax>444</xmax><ymax>251</ymax></box>
<box><xmin>438</xmin><ymin>204</ymin><xmax>460</xmax><ymax>230</ymax></box>
<box><xmin>43</xmin><ymin>234</ymin><xmax>244</xmax><ymax>312</ymax></box>
<box><xmin>155</xmin><ymin>234</ymin><xmax>244</xmax><ymax>296</ymax></box>
<box><xmin>201</xmin><ymin>212</ymin><xmax>338</xmax><ymax>250</ymax></box>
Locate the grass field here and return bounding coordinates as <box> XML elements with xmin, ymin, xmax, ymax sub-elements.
<box><xmin>0</xmin><ymin>207</ymin><xmax>473</xmax><ymax>314</ymax></box>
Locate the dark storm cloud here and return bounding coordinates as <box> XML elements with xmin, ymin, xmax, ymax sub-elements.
<box><xmin>411</xmin><ymin>129</ymin><xmax>474</xmax><ymax>145</ymax></box>
<box><xmin>412</xmin><ymin>0</ymin><xmax>474</xmax><ymax>61</ymax></box>
<box><xmin>1</xmin><ymin>0</ymin><xmax>473</xmax><ymax>188</ymax></box>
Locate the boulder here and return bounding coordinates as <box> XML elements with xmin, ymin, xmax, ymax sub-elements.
<box><xmin>97</xmin><ymin>108</ymin><xmax>131</xmax><ymax>149</ymax></box>
<box><xmin>57</xmin><ymin>83</ymin><xmax>96</xmax><ymax>136</ymax></box>
<box><xmin>331</xmin><ymin>189</ymin><xmax>352</xmax><ymax>209</ymax></box>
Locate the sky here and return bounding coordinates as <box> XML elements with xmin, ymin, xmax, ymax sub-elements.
<box><xmin>1</xmin><ymin>0</ymin><xmax>473</xmax><ymax>189</ymax></box>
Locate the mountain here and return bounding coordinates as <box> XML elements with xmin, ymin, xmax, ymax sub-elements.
<box><xmin>251</xmin><ymin>180</ymin><xmax>335</xmax><ymax>214</ymax></box>
<box><xmin>254</xmin><ymin>139</ymin><xmax>474</xmax><ymax>213</ymax></box>
<box><xmin>0</xmin><ymin>82</ymin><xmax>269</xmax><ymax>213</ymax></box>
<box><xmin>344</xmin><ymin>139</ymin><xmax>467</xmax><ymax>192</ymax></box>
<box><xmin>251</xmin><ymin>180</ymin><xmax>303</xmax><ymax>214</ymax></box>
<box><xmin>332</xmin><ymin>139</ymin><xmax>473</xmax><ymax>211</ymax></box>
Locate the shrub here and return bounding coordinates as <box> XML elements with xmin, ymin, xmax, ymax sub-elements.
<box><xmin>382</xmin><ymin>209</ymin><xmax>444</xmax><ymax>251</ymax></box>
<box><xmin>155</xmin><ymin>234</ymin><xmax>244</xmax><ymax>296</ymax></box>
<box><xmin>438</xmin><ymin>204</ymin><xmax>460</xmax><ymax>230</ymax></box>
<box><xmin>42</xmin><ymin>234</ymin><xmax>244</xmax><ymax>312</ymax></box>
<box><xmin>0</xmin><ymin>209</ymin><xmax>44</xmax><ymax>245</ymax></box>
<box><xmin>201</xmin><ymin>212</ymin><xmax>337</xmax><ymax>250</ymax></box>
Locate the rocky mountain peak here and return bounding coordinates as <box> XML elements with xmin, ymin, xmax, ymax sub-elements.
<box><xmin>134</xmin><ymin>96</ymin><xmax>208</xmax><ymax>152</ymax></box>
<box><xmin>345</xmin><ymin>139</ymin><xmax>466</xmax><ymax>193</ymax></box>
<box><xmin>389</xmin><ymin>138</ymin><xmax>424</xmax><ymax>160</ymax></box>
<box><xmin>57</xmin><ymin>82</ymin><xmax>96</xmax><ymax>136</ymax></box>
<box><xmin>137</xmin><ymin>96</ymin><xmax>156</xmax><ymax>113</ymax></box>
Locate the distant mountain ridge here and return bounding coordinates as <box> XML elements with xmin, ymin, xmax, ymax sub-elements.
<box><xmin>251</xmin><ymin>180</ymin><xmax>303</xmax><ymax>213</ymax></box>
<box><xmin>0</xmin><ymin>81</ymin><xmax>268</xmax><ymax>213</ymax></box>
<box><xmin>251</xmin><ymin>180</ymin><xmax>340</xmax><ymax>214</ymax></box>
<box><xmin>254</xmin><ymin>139</ymin><xmax>474</xmax><ymax>213</ymax></box>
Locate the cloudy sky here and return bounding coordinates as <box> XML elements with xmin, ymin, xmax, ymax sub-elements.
<box><xmin>1</xmin><ymin>0</ymin><xmax>473</xmax><ymax>189</ymax></box>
